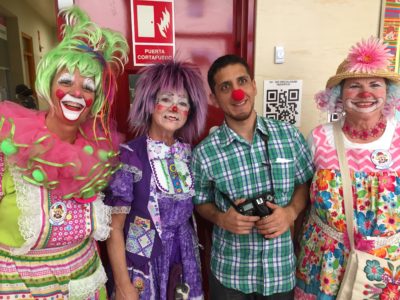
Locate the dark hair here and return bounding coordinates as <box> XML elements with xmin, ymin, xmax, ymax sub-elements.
<box><xmin>15</xmin><ymin>84</ymin><xmax>33</xmax><ymax>97</ymax></box>
<box><xmin>207</xmin><ymin>54</ymin><xmax>251</xmax><ymax>94</ymax></box>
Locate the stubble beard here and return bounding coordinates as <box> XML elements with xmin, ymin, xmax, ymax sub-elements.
<box><xmin>225</xmin><ymin>108</ymin><xmax>254</xmax><ymax>122</ymax></box>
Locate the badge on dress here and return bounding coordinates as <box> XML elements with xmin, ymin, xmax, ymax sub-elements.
<box><xmin>371</xmin><ymin>149</ymin><xmax>393</xmax><ymax>170</ymax></box>
<box><xmin>49</xmin><ymin>201</ymin><xmax>67</xmax><ymax>226</ymax></box>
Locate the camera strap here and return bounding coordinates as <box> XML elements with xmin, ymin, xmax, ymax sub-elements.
<box><xmin>218</xmin><ymin>130</ymin><xmax>275</xmax><ymax>211</ymax></box>
<box><xmin>259</xmin><ymin>131</ymin><xmax>275</xmax><ymax>196</ymax></box>
<box><xmin>219</xmin><ymin>190</ymin><xmax>240</xmax><ymax>211</ymax></box>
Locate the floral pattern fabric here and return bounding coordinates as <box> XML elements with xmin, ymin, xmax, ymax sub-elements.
<box><xmin>296</xmin><ymin>123</ymin><xmax>400</xmax><ymax>299</ymax></box>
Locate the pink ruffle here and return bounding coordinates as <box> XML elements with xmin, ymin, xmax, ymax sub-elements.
<box><xmin>0</xmin><ymin>101</ymin><xmax>122</xmax><ymax>198</ymax></box>
<box><xmin>343</xmin><ymin>229</ymin><xmax>375</xmax><ymax>251</ymax></box>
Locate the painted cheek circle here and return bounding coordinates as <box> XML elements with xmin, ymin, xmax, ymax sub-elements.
<box><xmin>155</xmin><ymin>103</ymin><xmax>165</xmax><ymax>111</ymax></box>
<box><xmin>232</xmin><ymin>89</ymin><xmax>245</xmax><ymax>101</ymax></box>
<box><xmin>55</xmin><ymin>89</ymin><xmax>66</xmax><ymax>100</ymax></box>
<box><xmin>85</xmin><ymin>98</ymin><xmax>93</xmax><ymax>107</ymax></box>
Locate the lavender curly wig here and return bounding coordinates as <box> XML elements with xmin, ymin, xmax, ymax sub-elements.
<box><xmin>129</xmin><ymin>60</ymin><xmax>208</xmax><ymax>143</ymax></box>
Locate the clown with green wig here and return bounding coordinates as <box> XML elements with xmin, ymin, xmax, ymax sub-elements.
<box><xmin>0</xmin><ymin>6</ymin><xmax>128</xmax><ymax>299</ymax></box>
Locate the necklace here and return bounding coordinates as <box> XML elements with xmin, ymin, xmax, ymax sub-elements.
<box><xmin>342</xmin><ymin>116</ymin><xmax>387</xmax><ymax>140</ymax></box>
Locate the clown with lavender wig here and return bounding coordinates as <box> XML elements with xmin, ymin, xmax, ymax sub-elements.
<box><xmin>105</xmin><ymin>60</ymin><xmax>207</xmax><ymax>300</ymax></box>
<box><xmin>0</xmin><ymin>6</ymin><xmax>128</xmax><ymax>299</ymax></box>
<box><xmin>295</xmin><ymin>37</ymin><xmax>400</xmax><ymax>299</ymax></box>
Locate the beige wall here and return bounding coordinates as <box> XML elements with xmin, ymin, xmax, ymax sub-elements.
<box><xmin>254</xmin><ymin>0</ymin><xmax>382</xmax><ymax>137</ymax></box>
<box><xmin>0</xmin><ymin>0</ymin><xmax>57</xmax><ymax>66</ymax></box>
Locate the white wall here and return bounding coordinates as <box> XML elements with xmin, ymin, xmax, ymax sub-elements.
<box><xmin>0</xmin><ymin>0</ymin><xmax>57</xmax><ymax>108</ymax></box>
<box><xmin>254</xmin><ymin>0</ymin><xmax>382</xmax><ymax>136</ymax></box>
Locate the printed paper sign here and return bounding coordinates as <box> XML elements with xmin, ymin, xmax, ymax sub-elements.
<box><xmin>263</xmin><ymin>80</ymin><xmax>302</xmax><ymax>126</ymax></box>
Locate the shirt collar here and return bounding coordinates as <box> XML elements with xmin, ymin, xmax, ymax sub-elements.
<box><xmin>219</xmin><ymin>115</ymin><xmax>269</xmax><ymax>147</ymax></box>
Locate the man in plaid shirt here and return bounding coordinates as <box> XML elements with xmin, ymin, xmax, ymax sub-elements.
<box><xmin>192</xmin><ymin>55</ymin><xmax>314</xmax><ymax>299</ymax></box>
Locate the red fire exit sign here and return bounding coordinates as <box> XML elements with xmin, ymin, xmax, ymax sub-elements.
<box><xmin>131</xmin><ymin>0</ymin><xmax>175</xmax><ymax>66</ymax></box>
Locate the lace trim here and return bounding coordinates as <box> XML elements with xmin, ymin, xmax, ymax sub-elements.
<box><xmin>148</xmin><ymin>177</ymin><xmax>162</xmax><ymax>237</ymax></box>
<box><xmin>10</xmin><ymin>166</ymin><xmax>42</xmax><ymax>255</ymax></box>
<box><xmin>0</xmin><ymin>153</ymin><xmax>4</xmax><ymax>199</ymax></box>
<box><xmin>92</xmin><ymin>193</ymin><xmax>112</xmax><ymax>241</ymax></box>
<box><xmin>162</xmin><ymin>189</ymin><xmax>195</xmax><ymax>201</ymax></box>
<box><xmin>121</xmin><ymin>163</ymin><xmax>142</xmax><ymax>183</ymax></box>
<box><xmin>68</xmin><ymin>259</ymin><xmax>107</xmax><ymax>300</ymax></box>
<box><xmin>310</xmin><ymin>208</ymin><xmax>344</xmax><ymax>243</ymax></box>
<box><xmin>110</xmin><ymin>206</ymin><xmax>131</xmax><ymax>214</ymax></box>
<box><xmin>310</xmin><ymin>208</ymin><xmax>400</xmax><ymax>249</ymax></box>
<box><xmin>367</xmin><ymin>232</ymin><xmax>400</xmax><ymax>249</ymax></box>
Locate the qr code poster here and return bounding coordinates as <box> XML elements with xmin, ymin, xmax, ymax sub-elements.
<box><xmin>263</xmin><ymin>80</ymin><xmax>302</xmax><ymax>127</ymax></box>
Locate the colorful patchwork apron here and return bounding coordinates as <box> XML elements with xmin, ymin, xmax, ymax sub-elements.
<box><xmin>0</xmin><ymin>164</ymin><xmax>109</xmax><ymax>299</ymax></box>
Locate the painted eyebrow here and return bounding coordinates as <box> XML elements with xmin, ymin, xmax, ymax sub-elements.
<box><xmin>58</xmin><ymin>72</ymin><xmax>74</xmax><ymax>81</ymax></box>
<box><xmin>83</xmin><ymin>78</ymin><xmax>95</xmax><ymax>89</ymax></box>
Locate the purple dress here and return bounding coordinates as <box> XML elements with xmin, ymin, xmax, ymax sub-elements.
<box><xmin>106</xmin><ymin>135</ymin><xmax>203</xmax><ymax>300</ymax></box>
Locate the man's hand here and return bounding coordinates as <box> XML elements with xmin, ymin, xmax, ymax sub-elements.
<box><xmin>218</xmin><ymin>199</ymin><xmax>260</xmax><ymax>234</ymax></box>
<box><xmin>255</xmin><ymin>202</ymin><xmax>296</xmax><ymax>239</ymax></box>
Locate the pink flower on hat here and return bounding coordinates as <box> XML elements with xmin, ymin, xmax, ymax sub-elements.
<box><xmin>347</xmin><ymin>36</ymin><xmax>392</xmax><ymax>73</ymax></box>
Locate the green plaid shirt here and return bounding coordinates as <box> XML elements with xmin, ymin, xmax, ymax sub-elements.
<box><xmin>192</xmin><ymin>116</ymin><xmax>313</xmax><ymax>295</ymax></box>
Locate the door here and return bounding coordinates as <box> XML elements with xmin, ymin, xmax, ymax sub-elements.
<box><xmin>62</xmin><ymin>0</ymin><xmax>255</xmax><ymax>297</ymax></box>
<box><xmin>21</xmin><ymin>33</ymin><xmax>36</xmax><ymax>96</ymax></box>
<box><xmin>70</xmin><ymin>0</ymin><xmax>255</xmax><ymax>136</ymax></box>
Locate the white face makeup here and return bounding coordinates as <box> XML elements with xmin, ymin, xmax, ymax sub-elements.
<box><xmin>150</xmin><ymin>89</ymin><xmax>190</xmax><ymax>137</ymax></box>
<box><xmin>52</xmin><ymin>70</ymin><xmax>95</xmax><ymax>122</ymax></box>
<box><xmin>344</xmin><ymin>98</ymin><xmax>385</xmax><ymax>114</ymax></box>
<box><xmin>156</xmin><ymin>92</ymin><xmax>191</xmax><ymax>112</ymax></box>
<box><xmin>60</xmin><ymin>93</ymin><xmax>87</xmax><ymax>121</ymax></box>
<box><xmin>341</xmin><ymin>78</ymin><xmax>387</xmax><ymax>116</ymax></box>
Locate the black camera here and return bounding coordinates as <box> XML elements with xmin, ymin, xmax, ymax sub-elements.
<box><xmin>236</xmin><ymin>193</ymin><xmax>275</xmax><ymax>217</ymax></box>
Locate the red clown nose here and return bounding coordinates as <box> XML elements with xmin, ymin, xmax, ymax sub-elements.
<box><xmin>171</xmin><ymin>105</ymin><xmax>178</xmax><ymax>112</ymax></box>
<box><xmin>232</xmin><ymin>89</ymin><xmax>245</xmax><ymax>101</ymax></box>
<box><xmin>358</xmin><ymin>91</ymin><xmax>372</xmax><ymax>99</ymax></box>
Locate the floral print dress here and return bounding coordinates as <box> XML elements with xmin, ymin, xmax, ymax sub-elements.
<box><xmin>295</xmin><ymin>119</ymin><xmax>400</xmax><ymax>300</ymax></box>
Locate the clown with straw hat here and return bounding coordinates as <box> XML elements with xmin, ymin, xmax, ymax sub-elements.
<box><xmin>295</xmin><ymin>36</ymin><xmax>400</xmax><ymax>299</ymax></box>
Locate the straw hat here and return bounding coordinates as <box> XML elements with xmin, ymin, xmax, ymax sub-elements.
<box><xmin>326</xmin><ymin>37</ymin><xmax>400</xmax><ymax>89</ymax></box>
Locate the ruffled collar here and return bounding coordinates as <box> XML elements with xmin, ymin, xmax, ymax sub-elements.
<box><xmin>147</xmin><ymin>137</ymin><xmax>191</xmax><ymax>162</ymax></box>
<box><xmin>0</xmin><ymin>101</ymin><xmax>121</xmax><ymax>200</ymax></box>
